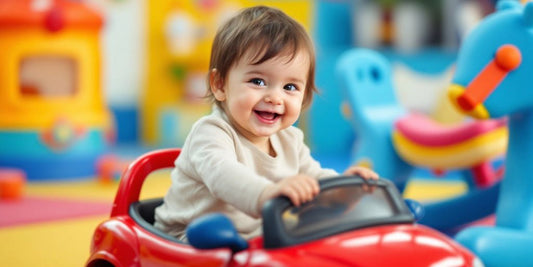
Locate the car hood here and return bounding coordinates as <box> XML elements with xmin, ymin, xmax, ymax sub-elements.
<box><xmin>260</xmin><ymin>224</ymin><xmax>474</xmax><ymax>267</ymax></box>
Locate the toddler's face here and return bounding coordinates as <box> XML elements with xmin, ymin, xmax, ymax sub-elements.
<box><xmin>215</xmin><ymin>50</ymin><xmax>309</xmax><ymax>144</ymax></box>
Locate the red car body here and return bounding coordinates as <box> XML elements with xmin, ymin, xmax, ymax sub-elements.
<box><xmin>86</xmin><ymin>148</ymin><xmax>482</xmax><ymax>267</ymax></box>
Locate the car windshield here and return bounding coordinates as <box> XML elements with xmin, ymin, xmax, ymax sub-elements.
<box><xmin>281</xmin><ymin>185</ymin><xmax>400</xmax><ymax>238</ymax></box>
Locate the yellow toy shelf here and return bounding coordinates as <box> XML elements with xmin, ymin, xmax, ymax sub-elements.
<box><xmin>0</xmin><ymin>0</ymin><xmax>113</xmax><ymax>180</ymax></box>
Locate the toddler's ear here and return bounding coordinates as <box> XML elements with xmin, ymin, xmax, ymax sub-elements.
<box><xmin>209</xmin><ymin>69</ymin><xmax>226</xmax><ymax>101</ymax></box>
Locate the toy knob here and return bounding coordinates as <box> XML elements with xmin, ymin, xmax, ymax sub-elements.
<box><xmin>495</xmin><ymin>45</ymin><xmax>522</xmax><ymax>71</ymax></box>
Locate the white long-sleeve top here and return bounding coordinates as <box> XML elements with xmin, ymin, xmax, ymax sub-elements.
<box><xmin>154</xmin><ymin>107</ymin><xmax>338</xmax><ymax>240</ymax></box>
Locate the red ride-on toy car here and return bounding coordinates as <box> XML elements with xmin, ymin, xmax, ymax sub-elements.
<box><xmin>86</xmin><ymin>148</ymin><xmax>483</xmax><ymax>267</ymax></box>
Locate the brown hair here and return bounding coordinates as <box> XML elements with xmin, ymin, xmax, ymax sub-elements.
<box><xmin>206</xmin><ymin>5</ymin><xmax>317</xmax><ymax>109</ymax></box>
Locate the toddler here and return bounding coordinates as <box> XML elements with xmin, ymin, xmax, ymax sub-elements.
<box><xmin>154</xmin><ymin>5</ymin><xmax>378</xmax><ymax>240</ymax></box>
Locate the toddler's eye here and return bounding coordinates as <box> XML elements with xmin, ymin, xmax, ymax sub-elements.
<box><xmin>284</xmin><ymin>84</ymin><xmax>298</xmax><ymax>91</ymax></box>
<box><xmin>250</xmin><ymin>78</ymin><xmax>265</xmax><ymax>86</ymax></box>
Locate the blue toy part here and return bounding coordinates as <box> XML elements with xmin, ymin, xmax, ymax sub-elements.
<box><xmin>455</xmin><ymin>226</ymin><xmax>533</xmax><ymax>267</ymax></box>
<box><xmin>335</xmin><ymin>48</ymin><xmax>411</xmax><ymax>192</ymax></box>
<box><xmin>404</xmin><ymin>198</ymin><xmax>424</xmax><ymax>222</ymax></box>
<box><xmin>111</xmin><ymin>106</ymin><xmax>138</xmax><ymax>144</ymax></box>
<box><xmin>0</xmin><ymin>130</ymin><xmax>108</xmax><ymax>180</ymax></box>
<box><xmin>448</xmin><ymin>1</ymin><xmax>533</xmax><ymax>265</ymax></box>
<box><xmin>186</xmin><ymin>213</ymin><xmax>248</xmax><ymax>253</ymax></box>
<box><xmin>308</xmin><ymin>0</ymin><xmax>359</xmax><ymax>157</ymax></box>
<box><xmin>314</xmin><ymin>0</ymin><xmax>353</xmax><ymax>50</ymax></box>
<box><xmin>418</xmin><ymin>181</ymin><xmax>500</xmax><ymax>233</ymax></box>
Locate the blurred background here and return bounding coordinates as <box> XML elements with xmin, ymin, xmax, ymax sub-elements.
<box><xmin>0</xmin><ymin>0</ymin><xmax>500</xmax><ymax>266</ymax></box>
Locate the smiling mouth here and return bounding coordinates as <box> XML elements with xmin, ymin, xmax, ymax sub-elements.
<box><xmin>255</xmin><ymin>110</ymin><xmax>281</xmax><ymax>122</ymax></box>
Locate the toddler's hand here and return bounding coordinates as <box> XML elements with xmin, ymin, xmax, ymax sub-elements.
<box><xmin>343</xmin><ymin>165</ymin><xmax>379</xmax><ymax>181</ymax></box>
<box><xmin>258</xmin><ymin>174</ymin><xmax>320</xmax><ymax>210</ymax></box>
<box><xmin>343</xmin><ymin>166</ymin><xmax>379</xmax><ymax>192</ymax></box>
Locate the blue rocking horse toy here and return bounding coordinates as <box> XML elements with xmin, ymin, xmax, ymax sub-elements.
<box><xmin>449</xmin><ymin>1</ymin><xmax>533</xmax><ymax>266</ymax></box>
<box><xmin>336</xmin><ymin>48</ymin><xmax>508</xmax><ymax>233</ymax></box>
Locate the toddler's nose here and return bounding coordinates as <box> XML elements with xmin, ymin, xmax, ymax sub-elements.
<box><xmin>264</xmin><ymin>91</ymin><xmax>282</xmax><ymax>105</ymax></box>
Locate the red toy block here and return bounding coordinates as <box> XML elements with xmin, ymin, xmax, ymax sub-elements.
<box><xmin>0</xmin><ymin>168</ymin><xmax>26</xmax><ymax>200</ymax></box>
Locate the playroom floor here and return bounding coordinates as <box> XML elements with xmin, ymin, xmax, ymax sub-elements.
<box><xmin>0</xmin><ymin>168</ymin><xmax>173</xmax><ymax>267</ymax></box>
<box><xmin>0</xmin><ymin>151</ymin><xmax>468</xmax><ymax>267</ymax></box>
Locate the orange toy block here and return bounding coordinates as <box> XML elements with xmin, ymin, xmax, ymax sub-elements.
<box><xmin>0</xmin><ymin>168</ymin><xmax>26</xmax><ymax>200</ymax></box>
